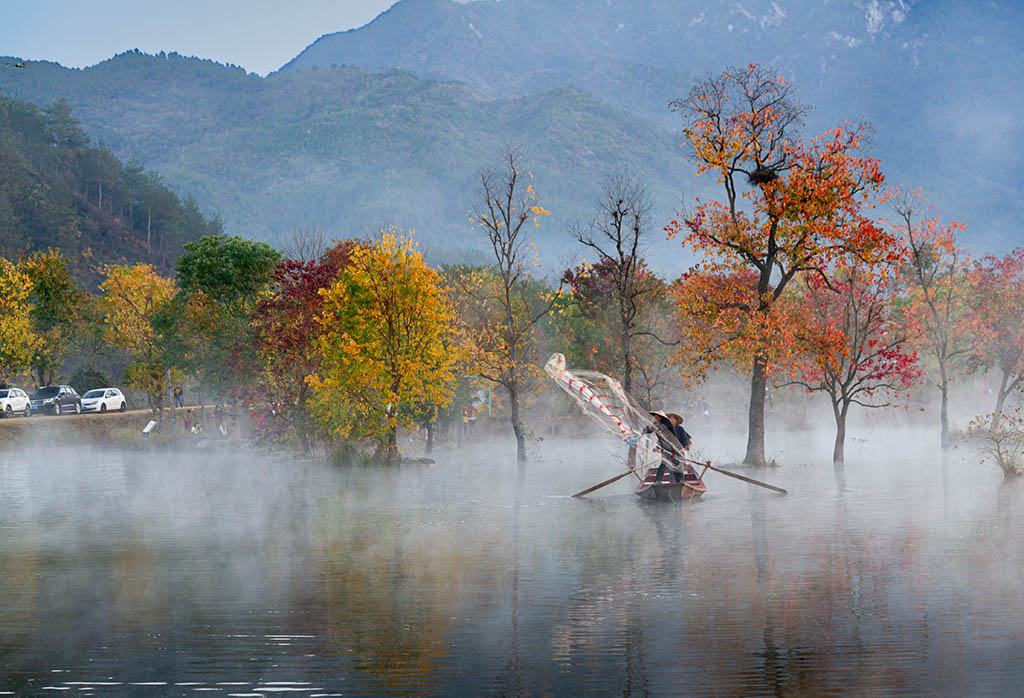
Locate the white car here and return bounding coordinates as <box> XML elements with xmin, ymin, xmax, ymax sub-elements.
<box><xmin>81</xmin><ymin>388</ymin><xmax>127</xmax><ymax>413</ymax></box>
<box><xmin>0</xmin><ymin>387</ymin><xmax>32</xmax><ymax>418</ymax></box>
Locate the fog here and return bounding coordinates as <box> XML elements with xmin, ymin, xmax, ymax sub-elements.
<box><xmin>1</xmin><ymin>411</ymin><xmax>1023</xmax><ymax>695</ymax></box>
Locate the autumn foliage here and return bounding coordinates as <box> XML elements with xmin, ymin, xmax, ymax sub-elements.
<box><xmin>310</xmin><ymin>231</ymin><xmax>456</xmax><ymax>463</ymax></box>
<box><xmin>966</xmin><ymin>249</ymin><xmax>1024</xmax><ymax>430</ymax></box>
<box><xmin>668</xmin><ymin>64</ymin><xmax>899</xmax><ymax>464</ymax></box>
<box><xmin>786</xmin><ymin>263</ymin><xmax>921</xmax><ymax>462</ymax></box>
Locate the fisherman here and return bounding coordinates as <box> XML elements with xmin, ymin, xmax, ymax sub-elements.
<box><xmin>646</xmin><ymin>410</ymin><xmax>685</xmax><ymax>484</ymax></box>
<box><xmin>667</xmin><ymin>412</ymin><xmax>699</xmax><ymax>481</ymax></box>
<box><xmin>666</xmin><ymin>412</ymin><xmax>692</xmax><ymax>450</ymax></box>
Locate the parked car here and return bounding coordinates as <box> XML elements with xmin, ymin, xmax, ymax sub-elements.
<box><xmin>81</xmin><ymin>388</ymin><xmax>127</xmax><ymax>413</ymax></box>
<box><xmin>0</xmin><ymin>387</ymin><xmax>32</xmax><ymax>418</ymax></box>
<box><xmin>30</xmin><ymin>385</ymin><xmax>82</xmax><ymax>415</ymax></box>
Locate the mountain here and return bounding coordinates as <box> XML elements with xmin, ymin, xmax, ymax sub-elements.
<box><xmin>0</xmin><ymin>51</ymin><xmax>693</xmax><ymax>269</ymax></box>
<box><xmin>282</xmin><ymin>0</ymin><xmax>1024</xmax><ymax>251</ymax></box>
<box><xmin>0</xmin><ymin>90</ymin><xmax>221</xmax><ymax>286</ymax></box>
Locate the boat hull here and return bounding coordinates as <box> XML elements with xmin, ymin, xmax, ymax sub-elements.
<box><xmin>634</xmin><ymin>468</ymin><xmax>706</xmax><ymax>502</ymax></box>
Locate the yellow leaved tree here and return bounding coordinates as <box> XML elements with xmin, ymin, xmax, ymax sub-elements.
<box><xmin>98</xmin><ymin>263</ymin><xmax>176</xmax><ymax>410</ymax></box>
<box><xmin>0</xmin><ymin>258</ymin><xmax>38</xmax><ymax>384</ymax></box>
<box><xmin>310</xmin><ymin>230</ymin><xmax>457</xmax><ymax>464</ymax></box>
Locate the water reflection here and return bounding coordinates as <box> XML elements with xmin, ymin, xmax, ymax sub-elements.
<box><xmin>0</xmin><ymin>433</ymin><xmax>1022</xmax><ymax>695</ymax></box>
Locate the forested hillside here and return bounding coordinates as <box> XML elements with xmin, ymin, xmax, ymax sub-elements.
<box><xmin>0</xmin><ymin>90</ymin><xmax>222</xmax><ymax>285</ymax></box>
<box><xmin>0</xmin><ymin>51</ymin><xmax>687</xmax><ymax>267</ymax></box>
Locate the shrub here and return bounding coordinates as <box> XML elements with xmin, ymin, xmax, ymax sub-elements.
<box><xmin>968</xmin><ymin>407</ymin><xmax>1024</xmax><ymax>478</ymax></box>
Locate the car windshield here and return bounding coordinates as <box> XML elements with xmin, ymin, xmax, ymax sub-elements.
<box><xmin>0</xmin><ymin>390</ymin><xmax>8</xmax><ymax>398</ymax></box>
<box><xmin>83</xmin><ymin>390</ymin><xmax>105</xmax><ymax>398</ymax></box>
<box><xmin>34</xmin><ymin>387</ymin><xmax>59</xmax><ymax>398</ymax></box>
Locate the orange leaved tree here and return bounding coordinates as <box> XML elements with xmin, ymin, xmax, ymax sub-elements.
<box><xmin>667</xmin><ymin>64</ymin><xmax>896</xmax><ymax>465</ymax></box>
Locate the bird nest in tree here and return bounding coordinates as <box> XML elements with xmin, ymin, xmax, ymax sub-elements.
<box><xmin>748</xmin><ymin>166</ymin><xmax>779</xmax><ymax>186</ymax></box>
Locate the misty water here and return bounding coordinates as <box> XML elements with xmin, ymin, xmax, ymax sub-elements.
<box><xmin>1</xmin><ymin>428</ymin><xmax>1022</xmax><ymax>696</ymax></box>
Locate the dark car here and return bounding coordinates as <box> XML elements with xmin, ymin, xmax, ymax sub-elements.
<box><xmin>30</xmin><ymin>385</ymin><xmax>82</xmax><ymax>416</ymax></box>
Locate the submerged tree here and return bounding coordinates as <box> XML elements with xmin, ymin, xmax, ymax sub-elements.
<box><xmin>893</xmin><ymin>188</ymin><xmax>971</xmax><ymax>450</ymax></box>
<box><xmin>249</xmin><ymin>240</ymin><xmax>359</xmax><ymax>450</ymax></box>
<box><xmin>967</xmin><ymin>249</ymin><xmax>1024</xmax><ymax>431</ymax></box>
<box><xmin>467</xmin><ymin>145</ymin><xmax>554</xmax><ymax>463</ymax></box>
<box><xmin>786</xmin><ymin>263</ymin><xmax>921</xmax><ymax>463</ymax></box>
<box><xmin>311</xmin><ymin>230</ymin><xmax>456</xmax><ymax>464</ymax></box>
<box><xmin>968</xmin><ymin>407</ymin><xmax>1024</xmax><ymax>478</ymax></box>
<box><xmin>668</xmin><ymin>64</ymin><xmax>896</xmax><ymax>465</ymax></box>
<box><xmin>566</xmin><ymin>173</ymin><xmax>660</xmax><ymax>397</ymax></box>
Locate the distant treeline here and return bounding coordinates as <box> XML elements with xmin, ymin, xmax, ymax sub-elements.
<box><xmin>0</xmin><ymin>90</ymin><xmax>222</xmax><ymax>285</ymax></box>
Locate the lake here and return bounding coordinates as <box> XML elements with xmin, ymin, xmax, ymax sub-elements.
<box><xmin>0</xmin><ymin>429</ymin><xmax>1021</xmax><ymax>696</ymax></box>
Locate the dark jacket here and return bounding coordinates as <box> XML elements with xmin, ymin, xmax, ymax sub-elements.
<box><xmin>651</xmin><ymin>416</ymin><xmax>681</xmax><ymax>466</ymax></box>
<box><xmin>673</xmin><ymin>424</ymin><xmax>692</xmax><ymax>450</ymax></box>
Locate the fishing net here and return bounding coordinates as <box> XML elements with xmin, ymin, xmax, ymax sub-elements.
<box><xmin>544</xmin><ymin>353</ymin><xmax>685</xmax><ymax>472</ymax></box>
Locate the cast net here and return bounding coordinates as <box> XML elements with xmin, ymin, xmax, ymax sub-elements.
<box><xmin>544</xmin><ymin>352</ymin><xmax>684</xmax><ymax>473</ymax></box>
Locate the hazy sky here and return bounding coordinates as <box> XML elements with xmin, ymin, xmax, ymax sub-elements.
<box><xmin>0</xmin><ymin>0</ymin><xmax>399</xmax><ymax>76</ymax></box>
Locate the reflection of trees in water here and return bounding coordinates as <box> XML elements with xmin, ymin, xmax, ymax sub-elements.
<box><xmin>315</xmin><ymin>494</ymin><xmax>472</xmax><ymax>688</ymax></box>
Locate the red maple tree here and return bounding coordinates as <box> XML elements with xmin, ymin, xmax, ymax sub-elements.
<box><xmin>967</xmin><ymin>249</ymin><xmax>1024</xmax><ymax>430</ymax></box>
<box><xmin>786</xmin><ymin>262</ymin><xmax>921</xmax><ymax>463</ymax></box>
<box><xmin>246</xmin><ymin>239</ymin><xmax>360</xmax><ymax>450</ymax></box>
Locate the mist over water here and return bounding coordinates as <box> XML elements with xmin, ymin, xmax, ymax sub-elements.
<box><xmin>1</xmin><ymin>428</ymin><xmax>1022</xmax><ymax>696</ymax></box>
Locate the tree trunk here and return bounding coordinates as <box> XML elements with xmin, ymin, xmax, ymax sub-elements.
<box><xmin>295</xmin><ymin>387</ymin><xmax>310</xmax><ymax>453</ymax></box>
<box><xmin>383</xmin><ymin>426</ymin><xmax>399</xmax><ymax>465</ymax></box>
<box><xmin>991</xmin><ymin>370</ymin><xmax>1010</xmax><ymax>431</ymax></box>
<box><xmin>744</xmin><ymin>355</ymin><xmax>768</xmax><ymax>465</ymax></box>
<box><xmin>509</xmin><ymin>383</ymin><xmax>527</xmax><ymax>463</ymax></box>
<box><xmin>622</xmin><ymin>327</ymin><xmax>636</xmax><ymax>467</ymax></box>
<box><xmin>425</xmin><ymin>420</ymin><xmax>434</xmax><ymax>455</ymax></box>
<box><xmin>939</xmin><ymin>374</ymin><xmax>950</xmax><ymax>450</ymax></box>
<box><xmin>832</xmin><ymin>401</ymin><xmax>848</xmax><ymax>464</ymax></box>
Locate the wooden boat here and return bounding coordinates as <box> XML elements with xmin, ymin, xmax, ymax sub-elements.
<box><xmin>634</xmin><ymin>466</ymin><xmax>707</xmax><ymax>502</ymax></box>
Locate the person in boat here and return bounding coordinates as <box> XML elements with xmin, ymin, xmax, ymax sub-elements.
<box><xmin>666</xmin><ymin>412</ymin><xmax>699</xmax><ymax>482</ymax></box>
<box><xmin>645</xmin><ymin>410</ymin><xmax>686</xmax><ymax>484</ymax></box>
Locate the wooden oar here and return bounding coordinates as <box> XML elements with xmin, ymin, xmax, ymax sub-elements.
<box><xmin>683</xmin><ymin>457</ymin><xmax>787</xmax><ymax>495</ymax></box>
<box><xmin>572</xmin><ymin>463</ymin><xmax>644</xmax><ymax>498</ymax></box>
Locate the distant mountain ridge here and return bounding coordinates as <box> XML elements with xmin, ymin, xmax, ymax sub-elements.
<box><xmin>1</xmin><ymin>0</ymin><xmax>1020</xmax><ymax>268</ymax></box>
<box><xmin>281</xmin><ymin>0</ymin><xmax>1024</xmax><ymax>251</ymax></box>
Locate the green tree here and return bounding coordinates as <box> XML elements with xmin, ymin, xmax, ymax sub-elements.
<box><xmin>160</xmin><ymin>235</ymin><xmax>280</xmax><ymax>402</ymax></box>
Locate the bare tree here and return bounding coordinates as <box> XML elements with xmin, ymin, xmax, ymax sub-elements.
<box><xmin>569</xmin><ymin>174</ymin><xmax>667</xmax><ymax>462</ymax></box>
<box><xmin>280</xmin><ymin>227</ymin><xmax>331</xmax><ymax>264</ymax></box>
<box><xmin>569</xmin><ymin>174</ymin><xmax>654</xmax><ymax>394</ymax></box>
<box><xmin>894</xmin><ymin>189</ymin><xmax>971</xmax><ymax>450</ymax></box>
<box><xmin>468</xmin><ymin>145</ymin><xmax>556</xmax><ymax>463</ymax></box>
